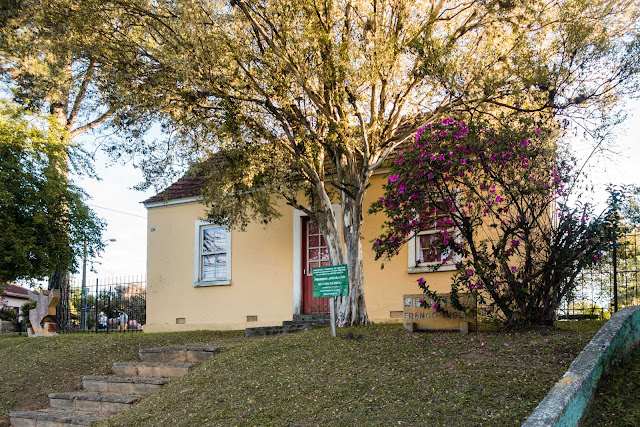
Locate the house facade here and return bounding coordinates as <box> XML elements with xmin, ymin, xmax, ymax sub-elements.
<box><xmin>1</xmin><ymin>283</ymin><xmax>30</xmax><ymax>318</ymax></box>
<box><xmin>143</xmin><ymin>173</ymin><xmax>456</xmax><ymax>332</ymax></box>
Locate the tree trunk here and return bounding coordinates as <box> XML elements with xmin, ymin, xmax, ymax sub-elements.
<box><xmin>49</xmin><ymin>266</ymin><xmax>71</xmax><ymax>332</ymax></box>
<box><xmin>338</xmin><ymin>181</ymin><xmax>370</xmax><ymax>327</ymax></box>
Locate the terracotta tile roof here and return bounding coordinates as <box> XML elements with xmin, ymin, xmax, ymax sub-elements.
<box><xmin>142</xmin><ymin>155</ymin><xmax>225</xmax><ymax>204</ymax></box>
<box><xmin>142</xmin><ymin>174</ymin><xmax>208</xmax><ymax>204</ymax></box>
<box><xmin>3</xmin><ymin>283</ymin><xmax>30</xmax><ymax>299</ymax></box>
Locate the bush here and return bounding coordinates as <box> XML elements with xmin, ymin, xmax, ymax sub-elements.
<box><xmin>20</xmin><ymin>300</ymin><xmax>37</xmax><ymax>329</ymax></box>
<box><xmin>371</xmin><ymin>118</ymin><xmax>615</xmax><ymax>327</ymax></box>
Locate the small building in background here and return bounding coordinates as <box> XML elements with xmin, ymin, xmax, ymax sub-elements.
<box><xmin>1</xmin><ymin>283</ymin><xmax>31</xmax><ymax>319</ymax></box>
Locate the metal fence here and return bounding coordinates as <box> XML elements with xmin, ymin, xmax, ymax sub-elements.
<box><xmin>66</xmin><ymin>276</ymin><xmax>146</xmax><ymax>333</ymax></box>
<box><xmin>559</xmin><ymin>233</ymin><xmax>640</xmax><ymax>320</ymax></box>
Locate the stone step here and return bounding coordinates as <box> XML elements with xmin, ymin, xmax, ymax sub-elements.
<box><xmin>138</xmin><ymin>346</ymin><xmax>221</xmax><ymax>363</ymax></box>
<box><xmin>49</xmin><ymin>392</ymin><xmax>141</xmax><ymax>414</ymax></box>
<box><xmin>112</xmin><ymin>361</ymin><xmax>195</xmax><ymax>378</ymax></box>
<box><xmin>245</xmin><ymin>324</ymin><xmax>309</xmax><ymax>338</ymax></box>
<box><xmin>282</xmin><ymin>320</ymin><xmax>330</xmax><ymax>327</ymax></box>
<box><xmin>9</xmin><ymin>409</ymin><xmax>108</xmax><ymax>426</ymax></box>
<box><xmin>82</xmin><ymin>376</ymin><xmax>171</xmax><ymax>395</ymax></box>
<box><xmin>293</xmin><ymin>313</ymin><xmax>330</xmax><ymax>322</ymax></box>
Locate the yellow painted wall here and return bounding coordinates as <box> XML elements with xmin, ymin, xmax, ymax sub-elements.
<box><xmin>145</xmin><ymin>175</ymin><xmax>455</xmax><ymax>332</ymax></box>
<box><xmin>146</xmin><ymin>199</ymin><xmax>294</xmax><ymax>332</ymax></box>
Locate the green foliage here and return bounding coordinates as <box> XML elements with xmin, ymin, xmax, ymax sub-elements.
<box><xmin>19</xmin><ymin>299</ymin><xmax>36</xmax><ymax>328</ymax></box>
<box><xmin>371</xmin><ymin>118</ymin><xmax>617</xmax><ymax>327</ymax></box>
<box><xmin>0</xmin><ymin>307</ymin><xmax>17</xmax><ymax>323</ymax></box>
<box><xmin>0</xmin><ymin>103</ymin><xmax>105</xmax><ymax>283</ymax></box>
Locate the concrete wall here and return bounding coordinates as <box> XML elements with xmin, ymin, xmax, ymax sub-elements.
<box><xmin>523</xmin><ymin>306</ymin><xmax>640</xmax><ymax>427</ymax></box>
<box><xmin>145</xmin><ymin>175</ymin><xmax>456</xmax><ymax>332</ymax></box>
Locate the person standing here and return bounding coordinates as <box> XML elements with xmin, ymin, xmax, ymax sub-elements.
<box><xmin>98</xmin><ymin>312</ymin><xmax>107</xmax><ymax>329</ymax></box>
<box><xmin>119</xmin><ymin>311</ymin><xmax>128</xmax><ymax>331</ymax></box>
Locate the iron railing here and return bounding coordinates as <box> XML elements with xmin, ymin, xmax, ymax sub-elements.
<box><xmin>66</xmin><ymin>276</ymin><xmax>146</xmax><ymax>333</ymax></box>
<box><xmin>560</xmin><ymin>233</ymin><xmax>640</xmax><ymax>320</ymax></box>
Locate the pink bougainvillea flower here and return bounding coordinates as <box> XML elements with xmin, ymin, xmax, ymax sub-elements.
<box><xmin>461</xmin><ymin>158</ymin><xmax>467</xmax><ymax>164</ymax></box>
<box><xmin>510</xmin><ymin>266</ymin><xmax>517</xmax><ymax>272</ymax></box>
<box><xmin>503</xmin><ymin>343</ymin><xmax>509</xmax><ymax>346</ymax></box>
<box><xmin>432</xmin><ymin>303</ymin><xmax>439</xmax><ymax>311</ymax></box>
<box><xmin>481</xmin><ymin>343</ymin><xmax>487</xmax><ymax>348</ymax></box>
<box><xmin>535</xmin><ymin>127</ymin><xmax>542</xmax><ymax>133</ymax></box>
<box><xmin>495</xmin><ymin>196</ymin><xmax>503</xmax><ymax>203</ymax></box>
<box><xmin>467</xmin><ymin>269</ymin><xmax>473</xmax><ymax>276</ymax></box>
<box><xmin>388</xmin><ymin>175</ymin><xmax>399</xmax><ymax>183</ymax></box>
<box><xmin>417</xmin><ymin>277</ymin><xmax>425</xmax><ymax>285</ymax></box>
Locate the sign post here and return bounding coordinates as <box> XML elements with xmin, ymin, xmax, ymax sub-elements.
<box><xmin>312</xmin><ymin>265</ymin><xmax>348</xmax><ymax>337</ymax></box>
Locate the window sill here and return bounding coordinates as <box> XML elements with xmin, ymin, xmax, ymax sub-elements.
<box><xmin>193</xmin><ymin>280</ymin><xmax>231</xmax><ymax>287</ymax></box>
<box><xmin>408</xmin><ymin>264</ymin><xmax>457</xmax><ymax>274</ymax></box>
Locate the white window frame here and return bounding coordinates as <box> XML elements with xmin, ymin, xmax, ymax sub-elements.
<box><xmin>193</xmin><ymin>220</ymin><xmax>232</xmax><ymax>287</ymax></box>
<box><xmin>408</xmin><ymin>208</ymin><xmax>460</xmax><ymax>274</ymax></box>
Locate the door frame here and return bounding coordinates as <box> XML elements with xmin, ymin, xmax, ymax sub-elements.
<box><xmin>292</xmin><ymin>204</ymin><xmax>342</xmax><ymax>315</ymax></box>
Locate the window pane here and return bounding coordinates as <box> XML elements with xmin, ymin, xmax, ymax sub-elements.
<box><xmin>309</xmin><ymin>235</ymin><xmax>319</xmax><ymax>248</ymax></box>
<box><xmin>202</xmin><ymin>254</ymin><xmax>228</xmax><ymax>280</ymax></box>
<box><xmin>320</xmin><ymin>248</ymin><xmax>330</xmax><ymax>262</ymax></box>
<box><xmin>320</xmin><ymin>236</ymin><xmax>326</xmax><ymax>247</ymax></box>
<box><xmin>309</xmin><ymin>248</ymin><xmax>320</xmax><ymax>262</ymax></box>
<box><xmin>202</xmin><ymin>254</ymin><xmax>217</xmax><ymax>280</ymax></box>
<box><xmin>309</xmin><ymin>222</ymin><xmax>319</xmax><ymax>235</ymax></box>
<box><xmin>203</xmin><ymin>227</ymin><xmax>226</xmax><ymax>253</ymax></box>
<box><xmin>215</xmin><ymin>254</ymin><xmax>227</xmax><ymax>278</ymax></box>
<box><xmin>320</xmin><ymin>260</ymin><xmax>331</xmax><ymax>267</ymax></box>
<box><xmin>309</xmin><ymin>261</ymin><xmax>320</xmax><ymax>272</ymax></box>
<box><xmin>419</xmin><ymin>234</ymin><xmax>439</xmax><ymax>263</ymax></box>
<box><xmin>213</xmin><ymin>228</ymin><xmax>226</xmax><ymax>251</ymax></box>
<box><xmin>418</xmin><ymin>234</ymin><xmax>453</xmax><ymax>264</ymax></box>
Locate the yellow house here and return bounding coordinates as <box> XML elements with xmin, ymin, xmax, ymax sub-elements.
<box><xmin>143</xmin><ymin>172</ymin><xmax>457</xmax><ymax>332</ymax></box>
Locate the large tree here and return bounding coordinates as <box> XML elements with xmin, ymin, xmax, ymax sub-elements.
<box><xmin>0</xmin><ymin>1</ymin><xmax>126</xmax><ymax>328</ymax></box>
<box><xmin>0</xmin><ymin>103</ymin><xmax>105</xmax><ymax>290</ymax></box>
<box><xmin>85</xmin><ymin>0</ymin><xmax>638</xmax><ymax>325</ymax></box>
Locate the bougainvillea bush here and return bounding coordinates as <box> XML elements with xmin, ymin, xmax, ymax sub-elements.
<box><xmin>370</xmin><ymin>118</ymin><xmax>616</xmax><ymax>327</ymax></box>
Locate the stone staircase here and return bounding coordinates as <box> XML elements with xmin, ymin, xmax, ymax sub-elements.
<box><xmin>245</xmin><ymin>313</ymin><xmax>330</xmax><ymax>337</ymax></box>
<box><xmin>9</xmin><ymin>346</ymin><xmax>221</xmax><ymax>427</ymax></box>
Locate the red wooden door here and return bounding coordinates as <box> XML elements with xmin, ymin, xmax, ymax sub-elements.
<box><xmin>302</xmin><ymin>217</ymin><xmax>331</xmax><ymax>314</ymax></box>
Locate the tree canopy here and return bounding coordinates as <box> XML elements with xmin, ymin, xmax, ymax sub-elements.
<box><xmin>0</xmin><ymin>103</ymin><xmax>105</xmax><ymax>285</ymax></box>
<box><xmin>26</xmin><ymin>0</ymin><xmax>640</xmax><ymax>325</ymax></box>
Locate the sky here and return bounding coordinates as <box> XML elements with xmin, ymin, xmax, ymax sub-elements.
<box><xmin>75</xmin><ymin>99</ymin><xmax>640</xmax><ymax>281</ymax></box>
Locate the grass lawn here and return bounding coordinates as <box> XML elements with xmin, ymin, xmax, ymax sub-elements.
<box><xmin>90</xmin><ymin>321</ymin><xmax>603</xmax><ymax>427</ymax></box>
<box><xmin>582</xmin><ymin>344</ymin><xmax>640</xmax><ymax>426</ymax></box>
<box><xmin>0</xmin><ymin>330</ymin><xmax>246</xmax><ymax>426</ymax></box>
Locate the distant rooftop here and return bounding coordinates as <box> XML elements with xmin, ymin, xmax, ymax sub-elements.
<box><xmin>3</xmin><ymin>283</ymin><xmax>30</xmax><ymax>299</ymax></box>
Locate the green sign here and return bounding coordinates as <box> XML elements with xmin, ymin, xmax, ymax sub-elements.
<box><xmin>313</xmin><ymin>265</ymin><xmax>348</xmax><ymax>298</ymax></box>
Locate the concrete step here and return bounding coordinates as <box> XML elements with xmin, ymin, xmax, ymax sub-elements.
<box><xmin>112</xmin><ymin>361</ymin><xmax>195</xmax><ymax>378</ymax></box>
<box><xmin>293</xmin><ymin>313</ymin><xmax>330</xmax><ymax>322</ymax></box>
<box><xmin>138</xmin><ymin>346</ymin><xmax>221</xmax><ymax>363</ymax></box>
<box><xmin>9</xmin><ymin>409</ymin><xmax>108</xmax><ymax>426</ymax></box>
<box><xmin>245</xmin><ymin>324</ymin><xmax>309</xmax><ymax>338</ymax></box>
<box><xmin>82</xmin><ymin>375</ymin><xmax>171</xmax><ymax>395</ymax></box>
<box><xmin>282</xmin><ymin>320</ymin><xmax>330</xmax><ymax>327</ymax></box>
<box><xmin>49</xmin><ymin>392</ymin><xmax>141</xmax><ymax>414</ymax></box>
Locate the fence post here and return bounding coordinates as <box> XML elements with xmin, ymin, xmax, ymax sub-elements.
<box><xmin>613</xmin><ymin>239</ymin><xmax>618</xmax><ymax>312</ymax></box>
<box><xmin>95</xmin><ymin>278</ymin><xmax>99</xmax><ymax>333</ymax></box>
